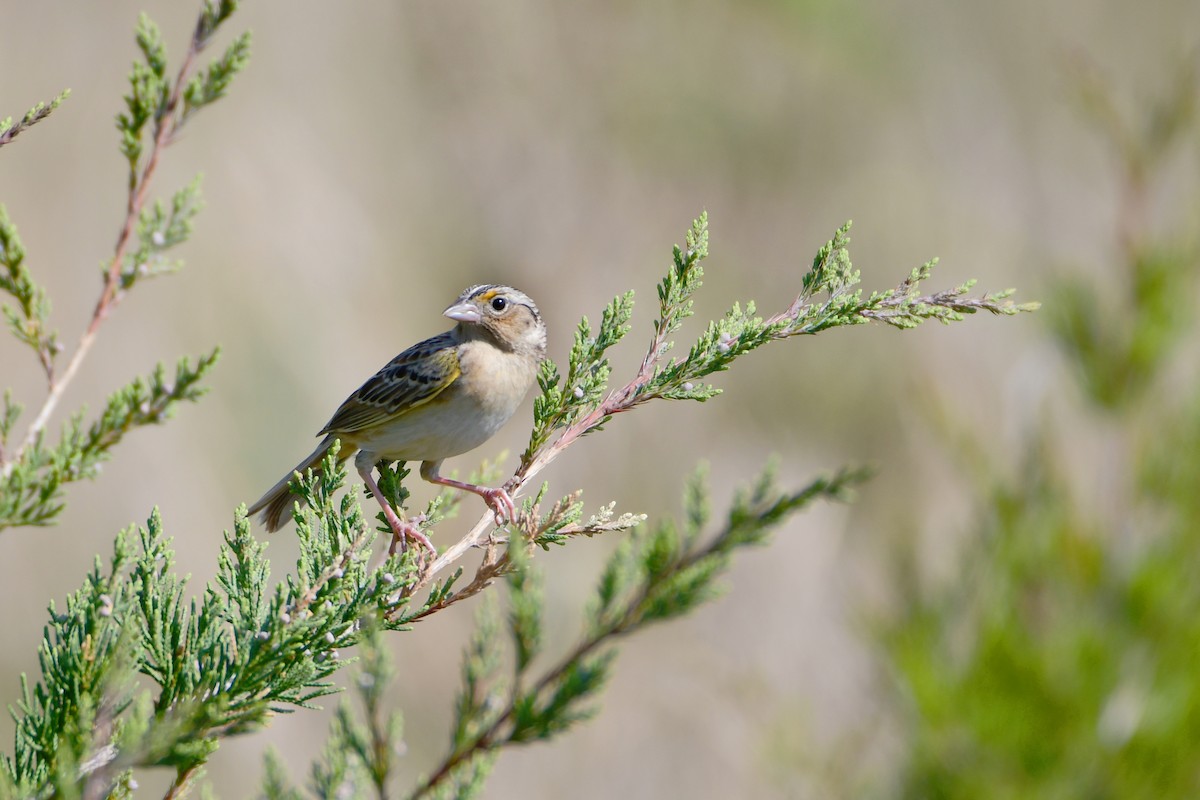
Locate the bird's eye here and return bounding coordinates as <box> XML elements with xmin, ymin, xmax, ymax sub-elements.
<box><xmin>490</xmin><ymin>297</ymin><xmax>507</xmax><ymax>312</ymax></box>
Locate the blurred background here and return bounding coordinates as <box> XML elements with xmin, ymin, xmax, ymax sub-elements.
<box><xmin>2</xmin><ymin>1</ymin><xmax>1199</xmax><ymax>797</ymax></box>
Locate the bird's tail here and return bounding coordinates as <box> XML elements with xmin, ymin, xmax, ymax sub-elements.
<box><xmin>247</xmin><ymin>435</ymin><xmax>344</xmax><ymax>532</ymax></box>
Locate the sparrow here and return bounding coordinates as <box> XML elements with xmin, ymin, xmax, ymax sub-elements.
<box><xmin>248</xmin><ymin>284</ymin><xmax>547</xmax><ymax>554</ymax></box>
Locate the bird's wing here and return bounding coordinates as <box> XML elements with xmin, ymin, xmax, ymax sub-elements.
<box><xmin>319</xmin><ymin>333</ymin><xmax>461</xmax><ymax>435</ymax></box>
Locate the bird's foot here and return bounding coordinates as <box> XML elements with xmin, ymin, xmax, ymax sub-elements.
<box><xmin>477</xmin><ymin>486</ymin><xmax>516</xmax><ymax>526</ymax></box>
<box><xmin>385</xmin><ymin>512</ymin><xmax>436</xmax><ymax>557</ymax></box>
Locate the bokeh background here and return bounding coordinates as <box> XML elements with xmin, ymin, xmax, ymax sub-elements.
<box><xmin>2</xmin><ymin>1</ymin><xmax>1198</xmax><ymax>797</ymax></box>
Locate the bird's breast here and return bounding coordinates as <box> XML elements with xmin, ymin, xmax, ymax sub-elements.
<box><xmin>456</xmin><ymin>343</ymin><xmax>538</xmax><ymax>419</ymax></box>
<box><xmin>354</xmin><ymin>344</ymin><xmax>537</xmax><ymax>462</ymax></box>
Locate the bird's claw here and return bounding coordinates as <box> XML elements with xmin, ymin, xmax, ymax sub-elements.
<box><xmin>479</xmin><ymin>487</ymin><xmax>516</xmax><ymax>526</ymax></box>
<box><xmin>386</xmin><ymin>516</ymin><xmax>437</xmax><ymax>558</ymax></box>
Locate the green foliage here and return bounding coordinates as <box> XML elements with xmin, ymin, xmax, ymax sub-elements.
<box><xmin>260</xmin><ymin>750</ymin><xmax>304</xmax><ymax>800</ymax></box>
<box><xmin>2</xmin><ymin>449</ymin><xmax>426</xmax><ymax>797</ymax></box>
<box><xmin>521</xmin><ymin>213</ymin><xmax>1035</xmax><ymax>474</ymax></box>
<box><xmin>1</xmin><ymin>3</ymin><xmax>249</xmax><ymax>536</ymax></box>
<box><xmin>452</xmin><ymin>598</ymin><xmax>505</xmax><ymax>756</ymax></box>
<box><xmin>506</xmin><ymin>544</ymin><xmax>543</xmax><ymax>674</ymax></box>
<box><xmin>886</xmin><ymin>433</ymin><xmax>1200</xmax><ymax>797</ymax></box>
<box><xmin>427</xmin><ymin>465</ymin><xmax>867</xmax><ymax>789</ymax></box>
<box><xmin>523</xmin><ymin>289</ymin><xmax>636</xmax><ymax>460</ymax></box>
<box><xmin>0</xmin><ymin>206</ymin><xmax>58</xmax><ymax>380</ymax></box>
<box><xmin>0</xmin><ymin>90</ymin><xmax>69</xmax><ymax>148</ymax></box>
<box><xmin>0</xmin><ymin>6</ymin><xmax>1038</xmax><ymax>797</ymax></box>
<box><xmin>305</xmin><ymin>623</ymin><xmax>404</xmax><ymax>798</ymax></box>
<box><xmin>879</xmin><ymin>56</ymin><xmax>1200</xmax><ymax>799</ymax></box>
<box><xmin>652</xmin><ymin>212</ymin><xmax>708</xmax><ymax>344</ymax></box>
<box><xmin>4</xmin><ymin>525</ymin><xmax>142</xmax><ymax>796</ymax></box>
<box><xmin>593</xmin><ymin>463</ymin><xmax>870</xmax><ymax>634</ymax></box>
<box><xmin>1051</xmin><ymin>241</ymin><xmax>1197</xmax><ymax>410</ymax></box>
<box><xmin>226</xmin><ymin>202</ymin><xmax>1028</xmax><ymax>797</ymax></box>
<box><xmin>117</xmin><ymin>14</ymin><xmax>171</xmax><ymax>179</ymax></box>
<box><xmin>1</xmin><ymin>352</ymin><xmax>219</xmax><ymax>529</ymax></box>
<box><xmin>0</xmin><ymin>196</ymin><xmax>1029</xmax><ymax>793</ymax></box>
<box><xmin>0</xmin><ymin>195</ymin><xmax>1032</xmax><ymax>795</ymax></box>
<box><xmin>1070</xmin><ymin>53</ymin><xmax>1197</xmax><ymax>185</ymax></box>
<box><xmin>126</xmin><ymin>175</ymin><xmax>206</xmax><ymax>288</ymax></box>
<box><xmin>526</xmin><ymin>489</ymin><xmax>646</xmax><ymax>550</ymax></box>
<box><xmin>195</xmin><ymin>0</ymin><xmax>241</xmax><ymax>49</ymax></box>
<box><xmin>116</xmin><ymin>6</ymin><xmax>250</xmax><ymax>174</ymax></box>
<box><xmin>1047</xmin><ymin>58</ymin><xmax>1198</xmax><ymax>411</ymax></box>
<box><xmin>369</xmin><ymin>457</ymin><xmax>500</xmax><ymax>545</ymax></box>
<box><xmin>277</xmin><ymin>465</ymin><xmax>867</xmax><ymax>799</ymax></box>
<box><xmin>183</xmin><ymin>31</ymin><xmax>252</xmax><ymax>123</ymax></box>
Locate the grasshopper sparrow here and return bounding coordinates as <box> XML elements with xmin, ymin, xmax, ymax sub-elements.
<box><xmin>249</xmin><ymin>284</ymin><xmax>547</xmax><ymax>554</ymax></box>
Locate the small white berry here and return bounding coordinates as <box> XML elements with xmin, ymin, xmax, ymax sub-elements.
<box><xmin>573</xmin><ymin>386</ymin><xmax>585</xmax><ymax>399</ymax></box>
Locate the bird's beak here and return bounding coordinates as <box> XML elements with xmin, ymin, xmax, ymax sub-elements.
<box><xmin>444</xmin><ymin>301</ymin><xmax>482</xmax><ymax>324</ymax></box>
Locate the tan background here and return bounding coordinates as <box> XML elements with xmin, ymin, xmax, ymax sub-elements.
<box><xmin>1</xmin><ymin>1</ymin><xmax>1197</xmax><ymax>797</ymax></box>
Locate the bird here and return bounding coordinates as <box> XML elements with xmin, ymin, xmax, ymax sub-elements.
<box><xmin>248</xmin><ymin>284</ymin><xmax>547</xmax><ymax>555</ymax></box>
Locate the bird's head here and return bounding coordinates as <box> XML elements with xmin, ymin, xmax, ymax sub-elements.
<box><xmin>444</xmin><ymin>284</ymin><xmax>547</xmax><ymax>360</ymax></box>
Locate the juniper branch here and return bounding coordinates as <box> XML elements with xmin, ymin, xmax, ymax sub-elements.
<box><xmin>400</xmin><ymin>215</ymin><xmax>1035</xmax><ymax>605</ymax></box>
<box><xmin>4</xmin><ymin>203</ymin><xmax>1032</xmax><ymax>795</ymax></box>
<box><xmin>408</xmin><ymin>465</ymin><xmax>869</xmax><ymax>798</ymax></box>
<box><xmin>4</xmin><ymin>2</ymin><xmax>248</xmax><ymax>478</ymax></box>
<box><xmin>2</xmin><ymin>444</ymin><xmax>423</xmax><ymax>796</ymax></box>
<box><xmin>0</xmin><ymin>91</ymin><xmax>70</xmax><ymax>149</ymax></box>
<box><xmin>0</xmin><ymin>351</ymin><xmax>220</xmax><ymax>530</ymax></box>
<box><xmin>0</xmin><ymin>206</ymin><xmax>58</xmax><ymax>384</ymax></box>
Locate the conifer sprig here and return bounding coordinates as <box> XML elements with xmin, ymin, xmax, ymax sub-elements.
<box><xmin>405</xmin><ymin>464</ymin><xmax>867</xmax><ymax>798</ymax></box>
<box><xmin>0</xmin><ymin>206</ymin><xmax>58</xmax><ymax>384</ymax></box>
<box><xmin>1</xmin><ymin>446</ymin><xmax>422</xmax><ymax>797</ymax></box>
<box><xmin>0</xmin><ymin>91</ymin><xmax>70</xmax><ymax>149</ymax></box>
<box><xmin>418</xmin><ymin>213</ymin><xmax>1036</xmax><ymax>595</ymax></box>
<box><xmin>0</xmin><ymin>2</ymin><xmax>249</xmax><ymax>532</ymax></box>
<box><xmin>256</xmin><ymin>465</ymin><xmax>867</xmax><ymax>800</ymax></box>
<box><xmin>0</xmin><ymin>351</ymin><xmax>219</xmax><ymax>530</ymax></box>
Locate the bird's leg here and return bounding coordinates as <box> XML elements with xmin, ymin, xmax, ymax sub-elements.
<box><xmin>355</xmin><ymin>452</ymin><xmax>436</xmax><ymax>555</ymax></box>
<box><xmin>420</xmin><ymin>459</ymin><xmax>515</xmax><ymax>525</ymax></box>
